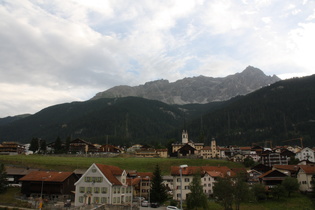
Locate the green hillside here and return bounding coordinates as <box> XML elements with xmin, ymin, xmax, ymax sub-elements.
<box><xmin>0</xmin><ymin>75</ymin><xmax>314</xmax><ymax>147</ymax></box>
<box><xmin>187</xmin><ymin>75</ymin><xmax>315</xmax><ymax>146</ymax></box>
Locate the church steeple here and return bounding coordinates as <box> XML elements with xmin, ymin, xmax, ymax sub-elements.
<box><xmin>182</xmin><ymin>130</ymin><xmax>188</xmax><ymax>144</ymax></box>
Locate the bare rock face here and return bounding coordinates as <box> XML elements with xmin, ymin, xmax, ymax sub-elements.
<box><xmin>91</xmin><ymin>66</ymin><xmax>281</xmax><ymax>104</ymax></box>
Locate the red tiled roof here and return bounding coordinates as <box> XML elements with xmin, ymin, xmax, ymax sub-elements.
<box><xmin>205</xmin><ymin>171</ymin><xmax>223</xmax><ymax>177</ymax></box>
<box><xmin>201</xmin><ymin>146</ymin><xmax>211</xmax><ymax>150</ymax></box>
<box><xmin>95</xmin><ymin>164</ymin><xmax>123</xmax><ymax>185</ymax></box>
<box><xmin>239</xmin><ymin>147</ymin><xmax>251</xmax><ymax>150</ymax></box>
<box><xmin>171</xmin><ymin>166</ymin><xmax>236</xmax><ymax>177</ymax></box>
<box><xmin>299</xmin><ymin>165</ymin><xmax>315</xmax><ymax>174</ymax></box>
<box><xmin>171</xmin><ymin>166</ymin><xmax>200</xmax><ymax>175</ymax></box>
<box><xmin>136</xmin><ymin>172</ymin><xmax>153</xmax><ymax>179</ymax></box>
<box><xmin>19</xmin><ymin>171</ymin><xmax>73</xmax><ymax>182</ymax></box>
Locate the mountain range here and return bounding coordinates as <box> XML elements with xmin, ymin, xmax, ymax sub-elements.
<box><xmin>0</xmin><ymin>67</ymin><xmax>314</xmax><ymax>147</ymax></box>
<box><xmin>91</xmin><ymin>66</ymin><xmax>280</xmax><ymax>104</ymax></box>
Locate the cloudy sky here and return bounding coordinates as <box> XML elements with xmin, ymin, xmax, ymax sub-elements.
<box><xmin>1</xmin><ymin>0</ymin><xmax>315</xmax><ymax>117</ymax></box>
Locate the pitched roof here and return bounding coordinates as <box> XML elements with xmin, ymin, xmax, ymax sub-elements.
<box><xmin>258</xmin><ymin>169</ymin><xmax>287</xmax><ymax>179</ymax></box>
<box><xmin>205</xmin><ymin>171</ymin><xmax>223</xmax><ymax>177</ymax></box>
<box><xmin>19</xmin><ymin>171</ymin><xmax>73</xmax><ymax>182</ymax></box>
<box><xmin>299</xmin><ymin>165</ymin><xmax>315</xmax><ymax>174</ymax></box>
<box><xmin>171</xmin><ymin>165</ymin><xmax>236</xmax><ymax>177</ymax></box>
<box><xmin>171</xmin><ymin>166</ymin><xmax>200</xmax><ymax>176</ymax></box>
<box><xmin>95</xmin><ymin>164</ymin><xmax>123</xmax><ymax>185</ymax></box>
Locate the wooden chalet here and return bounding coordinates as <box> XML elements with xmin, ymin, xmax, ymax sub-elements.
<box><xmin>258</xmin><ymin>169</ymin><xmax>288</xmax><ymax>190</ymax></box>
<box><xmin>19</xmin><ymin>171</ymin><xmax>78</xmax><ymax>201</ymax></box>
<box><xmin>98</xmin><ymin>144</ymin><xmax>122</xmax><ymax>153</ymax></box>
<box><xmin>5</xmin><ymin>167</ymin><xmax>39</xmax><ymax>186</ymax></box>
<box><xmin>69</xmin><ymin>139</ymin><xmax>97</xmax><ymax>154</ymax></box>
<box><xmin>0</xmin><ymin>142</ymin><xmax>25</xmax><ymax>154</ymax></box>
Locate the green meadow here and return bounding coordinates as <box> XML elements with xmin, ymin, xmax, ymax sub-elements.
<box><xmin>0</xmin><ymin>154</ymin><xmax>243</xmax><ymax>174</ymax></box>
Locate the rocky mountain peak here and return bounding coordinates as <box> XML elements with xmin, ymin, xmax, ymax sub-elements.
<box><xmin>91</xmin><ymin>66</ymin><xmax>281</xmax><ymax>104</ymax></box>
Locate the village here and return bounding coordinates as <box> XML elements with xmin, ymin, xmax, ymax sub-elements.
<box><xmin>1</xmin><ymin>131</ymin><xmax>315</xmax><ymax>209</ymax></box>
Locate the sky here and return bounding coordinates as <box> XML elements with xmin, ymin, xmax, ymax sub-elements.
<box><xmin>1</xmin><ymin>0</ymin><xmax>315</xmax><ymax>118</ymax></box>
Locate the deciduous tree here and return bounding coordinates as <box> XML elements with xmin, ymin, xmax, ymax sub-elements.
<box><xmin>282</xmin><ymin>176</ymin><xmax>299</xmax><ymax>197</ymax></box>
<box><xmin>213</xmin><ymin>177</ymin><xmax>234</xmax><ymax>210</ymax></box>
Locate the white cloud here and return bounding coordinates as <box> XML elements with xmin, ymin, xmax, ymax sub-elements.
<box><xmin>0</xmin><ymin>0</ymin><xmax>315</xmax><ymax>117</ymax></box>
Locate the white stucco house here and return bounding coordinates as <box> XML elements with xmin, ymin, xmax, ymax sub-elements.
<box><xmin>295</xmin><ymin>147</ymin><xmax>315</xmax><ymax>162</ymax></box>
<box><xmin>74</xmin><ymin>163</ymin><xmax>133</xmax><ymax>207</ymax></box>
<box><xmin>297</xmin><ymin>165</ymin><xmax>315</xmax><ymax>193</ymax></box>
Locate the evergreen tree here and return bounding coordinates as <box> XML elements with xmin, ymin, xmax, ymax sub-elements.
<box><xmin>29</xmin><ymin>137</ymin><xmax>39</xmax><ymax>153</ymax></box>
<box><xmin>186</xmin><ymin>173</ymin><xmax>208</xmax><ymax>210</ymax></box>
<box><xmin>150</xmin><ymin>164</ymin><xmax>168</xmax><ymax>203</ymax></box>
<box><xmin>40</xmin><ymin>140</ymin><xmax>46</xmax><ymax>154</ymax></box>
<box><xmin>54</xmin><ymin>136</ymin><xmax>62</xmax><ymax>154</ymax></box>
<box><xmin>0</xmin><ymin>163</ymin><xmax>8</xmax><ymax>193</ymax></box>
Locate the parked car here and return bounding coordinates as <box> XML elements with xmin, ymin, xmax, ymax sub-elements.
<box><xmin>141</xmin><ymin>200</ymin><xmax>149</xmax><ymax>207</ymax></box>
<box><xmin>150</xmin><ymin>202</ymin><xmax>160</xmax><ymax>208</ymax></box>
<box><xmin>166</xmin><ymin>206</ymin><xmax>180</xmax><ymax>210</ymax></box>
<box><xmin>133</xmin><ymin>197</ymin><xmax>145</xmax><ymax>202</ymax></box>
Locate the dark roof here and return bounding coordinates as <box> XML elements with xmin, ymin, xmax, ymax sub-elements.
<box><xmin>19</xmin><ymin>171</ymin><xmax>74</xmax><ymax>182</ymax></box>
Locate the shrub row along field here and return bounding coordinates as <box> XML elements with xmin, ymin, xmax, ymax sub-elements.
<box><xmin>0</xmin><ymin>154</ymin><xmax>243</xmax><ymax>174</ymax></box>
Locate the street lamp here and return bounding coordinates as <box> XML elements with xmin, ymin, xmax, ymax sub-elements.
<box><xmin>179</xmin><ymin>164</ymin><xmax>188</xmax><ymax>210</ymax></box>
<box><xmin>147</xmin><ymin>176</ymin><xmax>150</xmax><ymax>210</ymax></box>
<box><xmin>39</xmin><ymin>175</ymin><xmax>51</xmax><ymax>210</ymax></box>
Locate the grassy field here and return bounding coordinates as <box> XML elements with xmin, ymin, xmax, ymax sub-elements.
<box><xmin>0</xmin><ymin>154</ymin><xmax>243</xmax><ymax>174</ymax></box>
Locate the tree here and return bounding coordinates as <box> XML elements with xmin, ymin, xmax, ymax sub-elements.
<box><xmin>251</xmin><ymin>183</ymin><xmax>267</xmax><ymax>201</ymax></box>
<box><xmin>271</xmin><ymin>184</ymin><xmax>285</xmax><ymax>200</ymax></box>
<box><xmin>0</xmin><ymin>163</ymin><xmax>8</xmax><ymax>193</ymax></box>
<box><xmin>233</xmin><ymin>175</ymin><xmax>250</xmax><ymax>210</ymax></box>
<box><xmin>54</xmin><ymin>136</ymin><xmax>62</xmax><ymax>154</ymax></box>
<box><xmin>243</xmin><ymin>156</ymin><xmax>255</xmax><ymax>167</ymax></box>
<box><xmin>150</xmin><ymin>164</ymin><xmax>168</xmax><ymax>203</ymax></box>
<box><xmin>40</xmin><ymin>140</ymin><xmax>47</xmax><ymax>154</ymax></box>
<box><xmin>213</xmin><ymin>177</ymin><xmax>234</xmax><ymax>210</ymax></box>
<box><xmin>282</xmin><ymin>176</ymin><xmax>299</xmax><ymax>197</ymax></box>
<box><xmin>29</xmin><ymin>137</ymin><xmax>39</xmax><ymax>153</ymax></box>
<box><xmin>186</xmin><ymin>173</ymin><xmax>209</xmax><ymax>210</ymax></box>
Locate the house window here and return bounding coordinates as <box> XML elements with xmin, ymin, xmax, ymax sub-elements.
<box><xmin>97</xmin><ymin>177</ymin><xmax>103</xmax><ymax>182</ymax></box>
<box><xmin>122</xmin><ymin>187</ymin><xmax>125</xmax><ymax>194</ymax></box>
<box><xmin>85</xmin><ymin>177</ymin><xmax>91</xmax><ymax>182</ymax></box>
<box><xmin>204</xmin><ymin>178</ymin><xmax>206</xmax><ymax>181</ymax></box>
<box><xmin>117</xmin><ymin>188</ymin><xmax>120</xmax><ymax>193</ymax></box>
<box><xmin>114</xmin><ymin>187</ymin><xmax>117</xmax><ymax>194</ymax></box>
<box><xmin>113</xmin><ymin>197</ymin><xmax>116</xmax><ymax>203</ymax></box>
<box><xmin>79</xmin><ymin>187</ymin><xmax>85</xmax><ymax>193</ymax></box>
<box><xmin>94</xmin><ymin>187</ymin><xmax>100</xmax><ymax>193</ymax></box>
<box><xmin>94</xmin><ymin>197</ymin><xmax>99</xmax><ymax>203</ymax></box>
<box><xmin>184</xmin><ymin>186</ymin><xmax>189</xmax><ymax>190</ymax></box>
<box><xmin>177</xmin><ymin>194</ymin><xmax>181</xmax><ymax>198</ymax></box>
<box><xmin>79</xmin><ymin>196</ymin><xmax>84</xmax><ymax>203</ymax></box>
<box><xmin>101</xmin><ymin>187</ymin><xmax>107</xmax><ymax>194</ymax></box>
<box><xmin>204</xmin><ymin>184</ymin><xmax>206</xmax><ymax>187</ymax></box>
<box><xmin>117</xmin><ymin>197</ymin><xmax>120</xmax><ymax>203</ymax></box>
<box><xmin>208</xmin><ymin>184</ymin><xmax>211</xmax><ymax>187</ymax></box>
<box><xmin>177</xmin><ymin>178</ymin><xmax>181</xmax><ymax>182</ymax></box>
<box><xmin>184</xmin><ymin>178</ymin><xmax>190</xmax><ymax>182</ymax></box>
<box><xmin>86</xmin><ymin>187</ymin><xmax>92</xmax><ymax>193</ymax></box>
<box><xmin>101</xmin><ymin>197</ymin><xmax>107</xmax><ymax>204</ymax></box>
